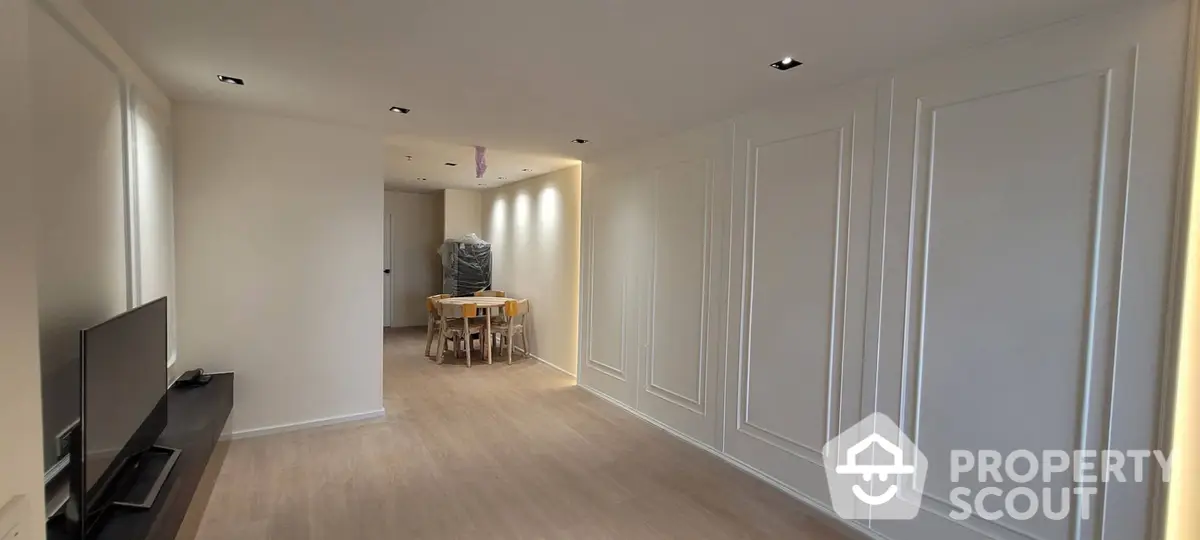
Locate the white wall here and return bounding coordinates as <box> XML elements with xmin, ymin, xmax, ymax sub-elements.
<box><xmin>0</xmin><ymin>0</ymin><xmax>47</xmax><ymax>536</ymax></box>
<box><xmin>133</xmin><ymin>92</ymin><xmax>178</xmax><ymax>366</ymax></box>
<box><xmin>482</xmin><ymin>165</ymin><xmax>582</xmax><ymax>375</ymax></box>
<box><xmin>386</xmin><ymin>191</ymin><xmax>442</xmax><ymax>327</ymax></box>
<box><xmin>40</xmin><ymin>0</ymin><xmax>170</xmax><ymax>114</ymax></box>
<box><xmin>174</xmin><ymin>104</ymin><xmax>385</xmax><ymax>435</ymax></box>
<box><xmin>442</xmin><ymin>188</ymin><xmax>482</xmax><ymax>240</ymax></box>
<box><xmin>30</xmin><ymin>0</ymin><xmax>176</xmax><ymax>468</ymax></box>
<box><xmin>31</xmin><ymin>1</ymin><xmax>127</xmax><ymax>467</ymax></box>
<box><xmin>579</xmin><ymin>2</ymin><xmax>1187</xmax><ymax>540</ymax></box>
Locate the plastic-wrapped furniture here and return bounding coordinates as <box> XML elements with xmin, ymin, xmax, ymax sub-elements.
<box><xmin>439</xmin><ymin>235</ymin><xmax>492</xmax><ymax>296</ymax></box>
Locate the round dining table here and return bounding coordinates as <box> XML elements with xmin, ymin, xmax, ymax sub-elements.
<box><xmin>436</xmin><ymin>296</ymin><xmax>515</xmax><ymax>363</ymax></box>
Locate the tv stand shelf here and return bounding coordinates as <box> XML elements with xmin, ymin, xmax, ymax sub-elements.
<box><xmin>49</xmin><ymin>373</ymin><xmax>234</xmax><ymax>540</ymax></box>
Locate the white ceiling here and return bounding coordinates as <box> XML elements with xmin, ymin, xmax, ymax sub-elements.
<box><xmin>384</xmin><ymin>136</ymin><xmax>578</xmax><ymax>192</ymax></box>
<box><xmin>84</xmin><ymin>0</ymin><xmax>1139</xmax><ymax>162</ymax></box>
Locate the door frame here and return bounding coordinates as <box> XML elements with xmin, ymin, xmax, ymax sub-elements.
<box><xmin>384</xmin><ymin>212</ymin><xmax>394</xmax><ymax>328</ymax></box>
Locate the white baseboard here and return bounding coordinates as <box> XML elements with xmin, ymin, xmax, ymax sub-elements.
<box><xmin>515</xmin><ymin>347</ymin><xmax>577</xmax><ymax>379</ymax></box>
<box><xmin>231</xmin><ymin>408</ymin><xmax>386</xmax><ymax>440</ymax></box>
<box><xmin>577</xmin><ymin>384</ymin><xmax>881</xmax><ymax>540</ymax></box>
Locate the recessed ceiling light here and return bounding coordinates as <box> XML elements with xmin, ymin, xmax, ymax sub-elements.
<box><xmin>217</xmin><ymin>74</ymin><xmax>245</xmax><ymax>85</ymax></box>
<box><xmin>571</xmin><ymin>139</ymin><xmax>589</xmax><ymax>144</ymax></box>
<box><xmin>389</xmin><ymin>106</ymin><xmax>411</xmax><ymax>114</ymax></box>
<box><xmin>770</xmin><ymin>56</ymin><xmax>803</xmax><ymax>71</ymax></box>
<box><xmin>445</xmin><ymin>162</ymin><xmax>457</xmax><ymax>167</ymax></box>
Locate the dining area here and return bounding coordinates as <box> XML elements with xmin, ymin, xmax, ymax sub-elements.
<box><xmin>382</xmin><ymin>178</ymin><xmax>578</xmax><ymax>378</ymax></box>
<box><xmin>423</xmin><ymin>290</ymin><xmax>530</xmax><ymax>367</ymax></box>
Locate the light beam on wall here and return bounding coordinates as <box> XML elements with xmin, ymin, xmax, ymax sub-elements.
<box><xmin>513</xmin><ymin>191</ymin><xmax>532</xmax><ymax>255</ymax></box>
<box><xmin>514</xmin><ymin>191</ymin><xmax>531</xmax><ymax>226</ymax></box>
<box><xmin>491</xmin><ymin>196</ymin><xmax>508</xmax><ymax>241</ymax></box>
<box><xmin>1167</xmin><ymin>73</ymin><xmax>1200</xmax><ymax>540</ymax></box>
<box><xmin>537</xmin><ymin>186</ymin><xmax>562</xmax><ymax>251</ymax></box>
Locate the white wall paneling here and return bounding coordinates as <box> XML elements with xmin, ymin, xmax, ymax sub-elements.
<box><xmin>872</xmin><ymin>3</ymin><xmax>1187</xmax><ymax>540</ymax></box>
<box><xmin>723</xmin><ymin>81</ymin><xmax>879</xmax><ymax>505</ymax></box>
<box><xmin>580</xmin><ymin>123</ymin><xmax>732</xmax><ymax>438</ymax></box>
<box><xmin>636</xmin><ymin>126</ymin><xmax>732</xmax><ymax>447</ymax></box>
<box><xmin>579</xmin><ymin>159</ymin><xmax>646</xmax><ymax>405</ymax></box>
<box><xmin>579</xmin><ymin>2</ymin><xmax>1188</xmax><ymax>539</ymax></box>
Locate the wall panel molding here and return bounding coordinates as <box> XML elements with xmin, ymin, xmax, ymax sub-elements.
<box><xmin>577</xmin><ymin>3</ymin><xmax>1186</xmax><ymax>540</ymax></box>
<box><xmin>586</xmin><ymin>274</ymin><xmax>628</xmax><ymax>380</ymax></box>
<box><xmin>872</xmin><ymin>5</ymin><xmax>1183</xmax><ymax>539</ymax></box>
<box><xmin>721</xmin><ymin>81</ymin><xmax>879</xmax><ymax>507</ymax></box>
<box><xmin>894</xmin><ymin>70</ymin><xmax>1129</xmax><ymax>540</ymax></box>
<box><xmin>598</xmin><ymin>123</ymin><xmax>734</xmax><ymax>447</ymax></box>
<box><xmin>646</xmin><ymin>157</ymin><xmax>715</xmax><ymax>414</ymax></box>
<box><xmin>734</xmin><ymin>126</ymin><xmax>853</xmax><ymax>462</ymax></box>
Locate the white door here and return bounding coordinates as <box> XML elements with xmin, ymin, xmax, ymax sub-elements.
<box><xmin>870</xmin><ymin>3</ymin><xmax>1185</xmax><ymax>539</ymax></box>
<box><xmin>722</xmin><ymin>80</ymin><xmax>879</xmax><ymax>506</ymax></box>
<box><xmin>384</xmin><ymin>212</ymin><xmax>393</xmax><ymax>328</ymax></box>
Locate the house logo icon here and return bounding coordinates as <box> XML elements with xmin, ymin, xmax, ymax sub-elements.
<box><xmin>822</xmin><ymin>413</ymin><xmax>927</xmax><ymax>521</ymax></box>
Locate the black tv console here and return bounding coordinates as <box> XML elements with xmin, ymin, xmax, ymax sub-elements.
<box><xmin>49</xmin><ymin>373</ymin><xmax>234</xmax><ymax>540</ymax></box>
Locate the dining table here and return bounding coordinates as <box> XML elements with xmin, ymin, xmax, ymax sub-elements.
<box><xmin>437</xmin><ymin>296</ymin><xmax>514</xmax><ymax>363</ymax></box>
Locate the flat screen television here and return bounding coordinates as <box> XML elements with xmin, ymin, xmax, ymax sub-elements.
<box><xmin>78</xmin><ymin>297</ymin><xmax>177</xmax><ymax>534</ymax></box>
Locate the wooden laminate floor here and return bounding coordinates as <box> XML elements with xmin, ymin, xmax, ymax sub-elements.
<box><xmin>194</xmin><ymin>327</ymin><xmax>852</xmax><ymax>539</ymax></box>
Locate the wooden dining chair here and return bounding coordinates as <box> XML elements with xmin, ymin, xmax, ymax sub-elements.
<box><xmin>437</xmin><ymin>302</ymin><xmax>487</xmax><ymax>367</ymax></box>
<box><xmin>491</xmin><ymin>299</ymin><xmax>529</xmax><ymax>365</ymax></box>
<box><xmin>424</xmin><ymin>294</ymin><xmax>451</xmax><ymax>357</ymax></box>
